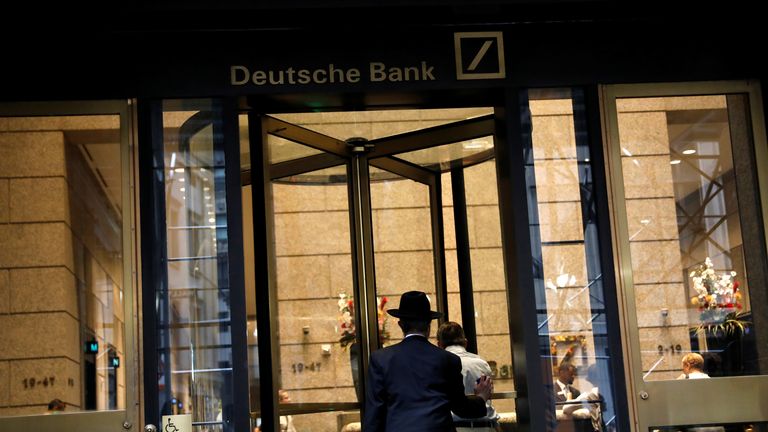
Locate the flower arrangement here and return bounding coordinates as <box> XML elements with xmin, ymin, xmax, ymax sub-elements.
<box><xmin>689</xmin><ymin>257</ymin><xmax>750</xmax><ymax>336</ymax></box>
<box><xmin>337</xmin><ymin>293</ymin><xmax>390</xmax><ymax>349</ymax></box>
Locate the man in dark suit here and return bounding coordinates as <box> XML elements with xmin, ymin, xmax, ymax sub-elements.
<box><xmin>364</xmin><ymin>291</ymin><xmax>493</xmax><ymax>432</ymax></box>
<box><xmin>554</xmin><ymin>362</ymin><xmax>581</xmax><ymax>402</ymax></box>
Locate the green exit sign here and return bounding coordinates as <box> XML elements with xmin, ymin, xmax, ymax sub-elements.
<box><xmin>84</xmin><ymin>341</ymin><xmax>98</xmax><ymax>354</ymax></box>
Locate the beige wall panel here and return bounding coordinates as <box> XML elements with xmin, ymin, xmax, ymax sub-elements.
<box><xmin>442</xmin><ymin>207</ymin><xmax>457</xmax><ymax>250</ymax></box>
<box><xmin>531</xmin><ymin>115</ymin><xmax>577</xmax><ymax>160</ymax></box>
<box><xmin>540</xmin><ymin>213</ymin><xmax>582</xmax><ymax>249</ymax></box>
<box><xmin>9</xmin><ymin>358</ymin><xmax>80</xmax><ymax>407</ymax></box>
<box><xmin>634</xmin><ymin>283</ymin><xmax>689</xmax><ymax>328</ymax></box>
<box><xmin>537</xmin><ymin>201</ymin><xmax>584</xmax><ymax>243</ymax></box>
<box><xmin>0</xmin><ymin>223</ymin><xmax>74</xmax><ymax>270</ymax></box>
<box><xmin>292</xmin><ymin>411</ymin><xmax>344</xmax><ymax>432</ymax></box>
<box><xmin>629</xmin><ymin>240</ymin><xmax>684</xmax><ymax>284</ymax></box>
<box><xmin>625</xmin><ymin>198</ymin><xmax>679</xmax><ymax>241</ymax></box>
<box><xmin>477</xmin><ymin>291</ymin><xmax>510</xmax><ymax>336</ymax></box>
<box><xmin>0</xmin><ymin>179</ymin><xmax>8</xmax><ymax>223</ymax></box>
<box><xmin>0</xmin><ymin>115</ymin><xmax>118</xmax><ymax>132</ymax></box>
<box><xmin>276</xmin><ymin>255</ymin><xmax>332</xmax><ymax>300</ymax></box>
<box><xmin>469</xmin><ymin>205</ymin><xmax>502</xmax><ymax>248</ymax></box>
<box><xmin>464</xmin><ymin>161</ymin><xmax>499</xmax><ymax>206</ymax></box>
<box><xmin>328</xmin><ymin>254</ymin><xmax>354</xmax><ymax>298</ymax></box>
<box><xmin>446</xmin><ymin>292</ymin><xmax>463</xmax><ymax>326</ymax></box>
<box><xmin>542</xmin><ymin>244</ymin><xmax>588</xmax><ymax>287</ymax></box>
<box><xmin>0</xmin><ymin>361</ymin><xmax>7</xmax><ymax>406</ymax></box>
<box><xmin>477</xmin><ymin>335</ymin><xmax>513</xmax><ymax>374</ymax></box>
<box><xmin>0</xmin><ymin>132</ymin><xmax>66</xmax><ymax>178</ymax></box>
<box><xmin>370</xmin><ymin>180</ymin><xmax>429</xmax><ymax>210</ymax></box>
<box><xmin>441</xmin><ymin>172</ymin><xmax>453</xmax><ymax>207</ymax></box>
<box><xmin>620</xmin><ymin>155</ymin><xmax>675</xmax><ymax>199</ymax></box>
<box><xmin>9</xmin><ymin>177</ymin><xmax>69</xmax><ymax>223</ymax></box>
<box><xmin>533</xmin><ymin>160</ymin><xmax>581</xmax><ymax>203</ymax></box>
<box><xmin>445</xmin><ymin>248</ymin><xmax>459</xmax><ymax>293</ymax></box>
<box><xmin>280</xmin><ymin>343</ymin><xmax>353</xmax><ymax>390</ymax></box>
<box><xmin>274</xmin><ymin>211</ymin><xmax>351</xmax><ymax>256</ymax></box>
<box><xmin>278</xmin><ymin>299</ymin><xmax>342</xmax><ymax>345</ymax></box>
<box><xmin>370</xmin><ymin>120</ymin><xmax>445</xmax><ymax>138</ymax></box>
<box><xmin>637</xmin><ymin>326</ymin><xmax>691</xmax><ymax>376</ymax></box>
<box><xmin>373</xmin><ymin>251</ymin><xmax>435</xmax><ymax>296</ymax></box>
<box><xmin>469</xmin><ymin>248</ymin><xmax>505</xmax><ymax>292</ymax></box>
<box><xmin>617</xmin><ymin>112</ymin><xmax>670</xmax><ymax>156</ymax></box>
<box><xmin>372</xmin><ymin>208</ymin><xmax>432</xmax><ymax>252</ymax></box>
<box><xmin>0</xmin><ymin>313</ymin><xmax>79</xmax><ymax>361</ymax></box>
<box><xmin>273</xmin><ymin>183</ymin><xmax>330</xmax><ymax>213</ymax></box>
<box><xmin>290</xmin><ymin>387</ymin><xmax>357</xmax><ymax>405</ymax></box>
<box><xmin>616</xmin><ymin>96</ymin><xmax>726</xmax><ymax>113</ymax></box>
<box><xmin>9</xmin><ymin>267</ymin><xmax>77</xmax><ymax>316</ymax></box>
<box><xmin>0</xmin><ymin>270</ymin><xmax>8</xmax><ymax>314</ymax></box>
<box><xmin>324</xmin><ymin>183</ymin><xmax>349</xmax><ymax>211</ymax></box>
<box><xmin>530</xmin><ymin>99</ymin><xmax>574</xmax><ymax>116</ymax></box>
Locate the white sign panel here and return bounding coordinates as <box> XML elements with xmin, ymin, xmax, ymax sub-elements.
<box><xmin>160</xmin><ymin>414</ymin><xmax>192</xmax><ymax>432</ymax></box>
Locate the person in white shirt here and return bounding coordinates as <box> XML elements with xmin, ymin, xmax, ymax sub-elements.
<box><xmin>677</xmin><ymin>353</ymin><xmax>710</xmax><ymax>379</ymax></box>
<box><xmin>437</xmin><ymin>321</ymin><xmax>499</xmax><ymax>432</ymax></box>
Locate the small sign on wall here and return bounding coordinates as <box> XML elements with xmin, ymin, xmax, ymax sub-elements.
<box><xmin>161</xmin><ymin>414</ymin><xmax>192</xmax><ymax>432</ymax></box>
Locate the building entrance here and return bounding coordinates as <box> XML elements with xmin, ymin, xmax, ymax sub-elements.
<box><xmin>240</xmin><ymin>108</ymin><xmax>517</xmax><ymax>431</ymax></box>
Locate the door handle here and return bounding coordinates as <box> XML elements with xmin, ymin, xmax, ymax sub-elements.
<box><xmin>144</xmin><ymin>424</ymin><xmax>157</xmax><ymax>432</ymax></box>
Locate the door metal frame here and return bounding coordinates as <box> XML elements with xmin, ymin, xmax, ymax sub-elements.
<box><xmin>0</xmin><ymin>100</ymin><xmax>139</xmax><ymax>432</ymax></box>
<box><xmin>247</xmin><ymin>112</ymin><xmax>496</xmax><ymax>425</ymax></box>
<box><xmin>601</xmin><ymin>80</ymin><xmax>768</xmax><ymax>431</ymax></box>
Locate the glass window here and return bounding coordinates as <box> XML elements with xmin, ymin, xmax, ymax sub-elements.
<box><xmin>153</xmin><ymin>101</ymin><xmax>235</xmax><ymax>431</ymax></box>
<box><xmin>613</xmin><ymin>94</ymin><xmax>764</xmax><ymax>381</ymax></box>
<box><xmin>523</xmin><ymin>89</ymin><xmax>622</xmax><ymax>430</ymax></box>
<box><xmin>0</xmin><ymin>114</ymin><xmax>126</xmax><ymax>416</ymax></box>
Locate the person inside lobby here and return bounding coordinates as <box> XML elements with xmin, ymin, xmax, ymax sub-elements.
<box><xmin>676</xmin><ymin>353</ymin><xmax>710</xmax><ymax>380</ymax></box>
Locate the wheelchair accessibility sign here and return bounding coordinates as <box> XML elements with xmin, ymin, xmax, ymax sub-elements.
<box><xmin>161</xmin><ymin>414</ymin><xmax>192</xmax><ymax>432</ymax></box>
<box><xmin>454</xmin><ymin>31</ymin><xmax>506</xmax><ymax>80</ymax></box>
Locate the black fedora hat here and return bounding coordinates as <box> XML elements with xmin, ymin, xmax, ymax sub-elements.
<box><xmin>387</xmin><ymin>291</ymin><xmax>442</xmax><ymax>320</ymax></box>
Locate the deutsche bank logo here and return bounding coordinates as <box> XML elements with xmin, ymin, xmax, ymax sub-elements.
<box><xmin>454</xmin><ymin>32</ymin><xmax>506</xmax><ymax>80</ymax></box>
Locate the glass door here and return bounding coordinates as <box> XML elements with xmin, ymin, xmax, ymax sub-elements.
<box><xmin>243</xmin><ymin>108</ymin><xmax>519</xmax><ymax>432</ymax></box>
<box><xmin>602</xmin><ymin>81</ymin><xmax>768</xmax><ymax>431</ymax></box>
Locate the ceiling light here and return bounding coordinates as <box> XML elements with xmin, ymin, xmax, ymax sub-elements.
<box><xmin>174</xmin><ymin>168</ymin><xmax>185</xmax><ymax>173</ymax></box>
<box><xmin>670</xmin><ymin>159</ymin><xmax>681</xmax><ymax>165</ymax></box>
<box><xmin>208</xmin><ymin>218</ymin><xmax>216</xmax><ymax>223</ymax></box>
<box><xmin>179</xmin><ymin>188</ymin><xmax>185</xmax><ymax>192</ymax></box>
<box><xmin>682</xmin><ymin>149</ymin><xmax>696</xmax><ymax>155</ymax></box>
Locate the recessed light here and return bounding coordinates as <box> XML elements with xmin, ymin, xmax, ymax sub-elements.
<box><xmin>682</xmin><ymin>149</ymin><xmax>696</xmax><ymax>155</ymax></box>
<box><xmin>670</xmin><ymin>159</ymin><xmax>682</xmax><ymax>165</ymax></box>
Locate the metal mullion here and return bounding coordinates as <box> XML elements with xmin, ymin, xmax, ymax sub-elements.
<box><xmin>450</xmin><ymin>165</ymin><xmax>478</xmax><ymax>353</ymax></box>
<box><xmin>428</xmin><ymin>172</ymin><xmax>449</xmax><ymax>325</ymax></box>
<box><xmin>222</xmin><ymin>100</ymin><xmax>250</xmax><ymax>432</ymax></box>
<box><xmin>494</xmin><ymin>92</ymin><xmax>550</xmax><ymax>432</ymax></box>
<box><xmin>369</xmin><ymin>156</ymin><xmax>434</xmax><ymax>184</ymax></box>
<box><xmin>349</xmin><ymin>154</ymin><xmax>377</xmax><ymax>417</ymax></box>
<box><xmin>138</xmin><ymin>99</ymin><xmax>168</xmax><ymax>428</ymax></box>
<box><xmin>367</xmin><ymin>115</ymin><xmax>495</xmax><ymax>158</ymax></box>
<box><xmin>574</xmin><ymin>86</ymin><xmax>631</xmax><ymax>432</ymax></box>
<box><xmin>269</xmin><ymin>152</ymin><xmax>347</xmax><ymax>180</ymax></box>
<box><xmin>263</xmin><ymin>116</ymin><xmax>350</xmax><ymax>156</ymax></box>
<box><xmin>249</xmin><ymin>114</ymin><xmax>279</xmax><ymax>432</ymax></box>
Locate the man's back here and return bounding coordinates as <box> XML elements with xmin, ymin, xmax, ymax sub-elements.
<box><xmin>445</xmin><ymin>345</ymin><xmax>497</xmax><ymax>422</ymax></box>
<box><xmin>364</xmin><ymin>336</ymin><xmax>486</xmax><ymax>432</ymax></box>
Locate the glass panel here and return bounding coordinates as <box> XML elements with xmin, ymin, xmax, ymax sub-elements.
<box><xmin>464</xmin><ymin>160</ymin><xmax>516</xmax><ymax>415</ymax></box>
<box><xmin>273</xmin><ymin>108</ymin><xmax>493</xmax><ymax>141</ymax></box>
<box><xmin>268</xmin><ymin>157</ymin><xmax>359</xmax><ymax>429</ymax></box>
<box><xmin>524</xmin><ymin>89</ymin><xmax>621</xmax><ymax>430</ymax></box>
<box><xmin>397</xmin><ymin>136</ymin><xmax>494</xmax><ymax>170</ymax></box>
<box><xmin>0</xmin><ymin>114</ymin><xmax>126</xmax><ymax>416</ymax></box>
<box><xmin>614</xmin><ymin>95</ymin><xmax>762</xmax><ymax>381</ymax></box>
<box><xmin>370</xmin><ymin>170</ymin><xmax>436</xmax><ymax>345</ymax></box>
<box><xmin>157</xmin><ymin>101</ymin><xmax>234</xmax><ymax>431</ymax></box>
